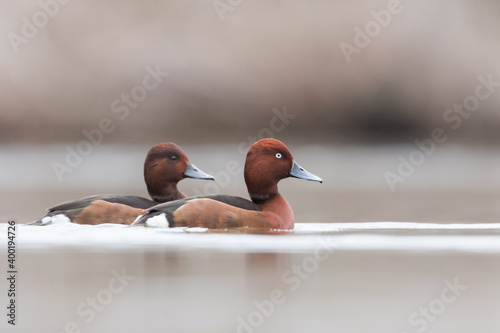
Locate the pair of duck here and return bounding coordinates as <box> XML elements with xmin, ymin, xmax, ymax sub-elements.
<box><xmin>34</xmin><ymin>139</ymin><xmax>322</xmax><ymax>229</ymax></box>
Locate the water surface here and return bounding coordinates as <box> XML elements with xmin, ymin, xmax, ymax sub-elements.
<box><xmin>1</xmin><ymin>222</ymin><xmax>499</xmax><ymax>333</ymax></box>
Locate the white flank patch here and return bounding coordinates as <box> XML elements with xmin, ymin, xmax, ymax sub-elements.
<box><xmin>40</xmin><ymin>216</ymin><xmax>52</xmax><ymax>225</ymax></box>
<box><xmin>145</xmin><ymin>213</ymin><xmax>169</xmax><ymax>228</ymax></box>
<box><xmin>39</xmin><ymin>214</ymin><xmax>71</xmax><ymax>225</ymax></box>
<box><xmin>50</xmin><ymin>214</ymin><xmax>71</xmax><ymax>224</ymax></box>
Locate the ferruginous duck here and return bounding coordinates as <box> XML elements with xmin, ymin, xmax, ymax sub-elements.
<box><xmin>32</xmin><ymin>142</ymin><xmax>214</xmax><ymax>225</ymax></box>
<box><xmin>133</xmin><ymin>138</ymin><xmax>322</xmax><ymax>229</ymax></box>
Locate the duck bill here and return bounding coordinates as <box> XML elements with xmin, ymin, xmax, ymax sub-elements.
<box><xmin>183</xmin><ymin>162</ymin><xmax>214</xmax><ymax>180</ymax></box>
<box><xmin>289</xmin><ymin>160</ymin><xmax>323</xmax><ymax>183</ymax></box>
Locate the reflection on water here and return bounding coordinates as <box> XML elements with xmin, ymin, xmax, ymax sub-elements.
<box><xmin>8</xmin><ymin>222</ymin><xmax>500</xmax><ymax>253</ymax></box>
<box><xmin>206</xmin><ymin>228</ymin><xmax>295</xmax><ymax>235</ymax></box>
<box><xmin>1</xmin><ymin>222</ymin><xmax>500</xmax><ymax>333</ymax></box>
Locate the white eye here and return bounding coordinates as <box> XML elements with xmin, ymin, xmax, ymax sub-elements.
<box><xmin>275</xmin><ymin>153</ymin><xmax>282</xmax><ymax>159</ymax></box>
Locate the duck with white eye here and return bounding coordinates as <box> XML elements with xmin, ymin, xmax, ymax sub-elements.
<box><xmin>133</xmin><ymin>138</ymin><xmax>322</xmax><ymax>229</ymax></box>
<box><xmin>275</xmin><ymin>152</ymin><xmax>320</xmax><ymax>182</ymax></box>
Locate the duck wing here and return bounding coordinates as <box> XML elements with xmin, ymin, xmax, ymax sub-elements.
<box><xmin>131</xmin><ymin>194</ymin><xmax>260</xmax><ymax>226</ymax></box>
<box><xmin>29</xmin><ymin>195</ymin><xmax>155</xmax><ymax>225</ymax></box>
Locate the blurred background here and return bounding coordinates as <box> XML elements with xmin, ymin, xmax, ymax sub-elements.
<box><xmin>3</xmin><ymin>2</ymin><xmax>500</xmax><ymax>333</ymax></box>
<box><xmin>2</xmin><ymin>0</ymin><xmax>500</xmax><ymax>222</ymax></box>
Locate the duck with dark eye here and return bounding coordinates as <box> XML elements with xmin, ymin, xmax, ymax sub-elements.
<box><xmin>133</xmin><ymin>138</ymin><xmax>322</xmax><ymax>230</ymax></box>
<box><xmin>31</xmin><ymin>142</ymin><xmax>214</xmax><ymax>225</ymax></box>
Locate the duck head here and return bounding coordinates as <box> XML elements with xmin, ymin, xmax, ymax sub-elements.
<box><xmin>244</xmin><ymin>138</ymin><xmax>322</xmax><ymax>204</ymax></box>
<box><xmin>144</xmin><ymin>142</ymin><xmax>214</xmax><ymax>202</ymax></box>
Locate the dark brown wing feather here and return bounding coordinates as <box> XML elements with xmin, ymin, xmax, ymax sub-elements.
<box><xmin>203</xmin><ymin>195</ymin><xmax>261</xmax><ymax>211</ymax></box>
<box><xmin>49</xmin><ymin>194</ymin><xmax>156</xmax><ymax>211</ymax></box>
<box><xmin>29</xmin><ymin>195</ymin><xmax>156</xmax><ymax>225</ymax></box>
<box><xmin>148</xmin><ymin>195</ymin><xmax>260</xmax><ymax>213</ymax></box>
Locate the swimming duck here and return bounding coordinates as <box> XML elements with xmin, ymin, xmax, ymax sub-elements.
<box><xmin>133</xmin><ymin>138</ymin><xmax>322</xmax><ymax>229</ymax></box>
<box><xmin>32</xmin><ymin>142</ymin><xmax>214</xmax><ymax>225</ymax></box>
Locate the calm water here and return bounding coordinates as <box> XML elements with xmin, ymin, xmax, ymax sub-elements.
<box><xmin>1</xmin><ymin>222</ymin><xmax>500</xmax><ymax>333</ymax></box>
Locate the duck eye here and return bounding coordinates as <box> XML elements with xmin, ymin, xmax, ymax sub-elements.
<box><xmin>275</xmin><ymin>153</ymin><xmax>282</xmax><ymax>159</ymax></box>
<box><xmin>170</xmin><ymin>155</ymin><xmax>178</xmax><ymax>161</ymax></box>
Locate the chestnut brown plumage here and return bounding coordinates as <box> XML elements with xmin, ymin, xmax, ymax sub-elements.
<box><xmin>32</xmin><ymin>143</ymin><xmax>213</xmax><ymax>225</ymax></box>
<box><xmin>134</xmin><ymin>139</ymin><xmax>322</xmax><ymax>229</ymax></box>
